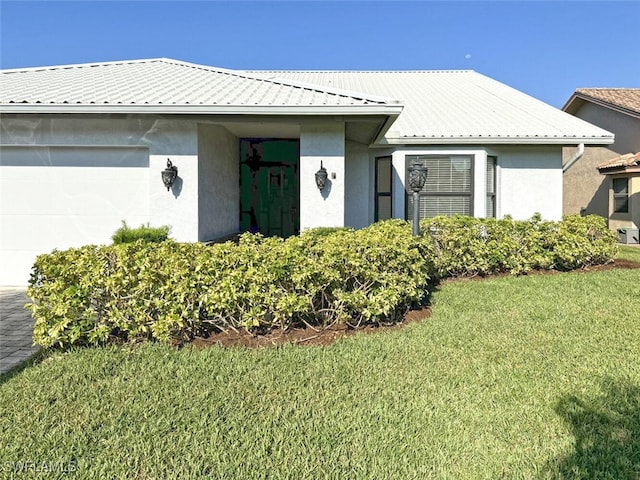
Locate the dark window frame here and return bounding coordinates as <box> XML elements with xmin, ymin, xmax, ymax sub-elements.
<box><xmin>613</xmin><ymin>177</ymin><xmax>629</xmax><ymax>214</ymax></box>
<box><xmin>486</xmin><ymin>156</ymin><xmax>497</xmax><ymax>218</ymax></box>
<box><xmin>375</xmin><ymin>156</ymin><xmax>393</xmax><ymax>221</ymax></box>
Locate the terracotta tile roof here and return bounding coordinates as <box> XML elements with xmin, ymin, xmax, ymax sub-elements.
<box><xmin>597</xmin><ymin>152</ymin><xmax>640</xmax><ymax>170</ymax></box>
<box><xmin>575</xmin><ymin>88</ymin><xmax>640</xmax><ymax>115</ymax></box>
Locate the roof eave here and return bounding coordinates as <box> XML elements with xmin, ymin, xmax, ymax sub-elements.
<box><xmin>598</xmin><ymin>165</ymin><xmax>640</xmax><ymax>175</ymax></box>
<box><xmin>0</xmin><ymin>104</ymin><xmax>404</xmax><ymax>116</ymax></box>
<box><xmin>563</xmin><ymin>93</ymin><xmax>640</xmax><ymax>119</ymax></box>
<box><xmin>380</xmin><ymin>135</ymin><xmax>615</xmax><ymax>146</ymax></box>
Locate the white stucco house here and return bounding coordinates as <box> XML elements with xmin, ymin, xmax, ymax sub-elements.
<box><xmin>0</xmin><ymin>58</ymin><xmax>613</xmax><ymax>285</ymax></box>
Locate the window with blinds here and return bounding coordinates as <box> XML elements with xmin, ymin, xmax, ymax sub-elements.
<box><xmin>406</xmin><ymin>155</ymin><xmax>473</xmax><ymax>218</ymax></box>
<box><xmin>486</xmin><ymin>156</ymin><xmax>497</xmax><ymax>218</ymax></box>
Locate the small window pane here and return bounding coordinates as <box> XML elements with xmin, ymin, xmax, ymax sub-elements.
<box><xmin>486</xmin><ymin>157</ymin><xmax>496</xmax><ymax>194</ymax></box>
<box><xmin>376</xmin><ymin>157</ymin><xmax>392</xmax><ymax>193</ymax></box>
<box><xmin>613</xmin><ymin>178</ymin><xmax>628</xmax><ymax>195</ymax></box>
<box><xmin>377</xmin><ymin>196</ymin><xmax>392</xmax><ymax>220</ymax></box>
<box><xmin>614</xmin><ymin>196</ymin><xmax>629</xmax><ymax>213</ymax></box>
<box><xmin>407</xmin><ymin>194</ymin><xmax>471</xmax><ymax>218</ymax></box>
<box><xmin>486</xmin><ymin>196</ymin><xmax>495</xmax><ymax>218</ymax></box>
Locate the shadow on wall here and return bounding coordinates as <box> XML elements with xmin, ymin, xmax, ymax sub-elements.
<box><xmin>583</xmin><ymin>177</ymin><xmax>610</xmax><ymax>219</ymax></box>
<box><xmin>171</xmin><ymin>175</ymin><xmax>183</xmax><ymax>199</ymax></box>
<box><xmin>546</xmin><ymin>377</ymin><xmax>640</xmax><ymax>478</ymax></box>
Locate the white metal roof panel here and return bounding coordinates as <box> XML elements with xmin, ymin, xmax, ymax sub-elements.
<box><xmin>0</xmin><ymin>59</ymin><xmax>399</xmax><ymax>112</ymax></box>
<box><xmin>249</xmin><ymin>70</ymin><xmax>614</xmax><ymax>144</ymax></box>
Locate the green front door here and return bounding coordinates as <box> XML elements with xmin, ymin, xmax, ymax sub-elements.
<box><xmin>240</xmin><ymin>139</ymin><xmax>299</xmax><ymax>237</ymax></box>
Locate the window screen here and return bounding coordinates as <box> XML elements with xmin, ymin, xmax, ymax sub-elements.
<box><xmin>406</xmin><ymin>155</ymin><xmax>473</xmax><ymax>219</ymax></box>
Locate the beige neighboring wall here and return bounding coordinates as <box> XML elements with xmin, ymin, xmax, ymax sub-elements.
<box><xmin>562</xmin><ymin>96</ymin><xmax>640</xmax><ymax>218</ymax></box>
<box><xmin>563</xmin><ymin>145</ymin><xmax>614</xmax><ymax>217</ymax></box>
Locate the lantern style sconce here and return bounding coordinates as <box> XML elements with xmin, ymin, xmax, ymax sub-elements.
<box><xmin>161</xmin><ymin>159</ymin><xmax>178</xmax><ymax>191</ymax></box>
<box><xmin>315</xmin><ymin>160</ymin><xmax>328</xmax><ymax>191</ymax></box>
<box><xmin>408</xmin><ymin>160</ymin><xmax>428</xmax><ymax>236</ymax></box>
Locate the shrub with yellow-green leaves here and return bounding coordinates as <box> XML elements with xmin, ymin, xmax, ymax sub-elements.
<box><xmin>28</xmin><ymin>220</ymin><xmax>432</xmax><ymax>348</ymax></box>
<box><xmin>27</xmin><ymin>215</ymin><xmax>616</xmax><ymax>349</ymax></box>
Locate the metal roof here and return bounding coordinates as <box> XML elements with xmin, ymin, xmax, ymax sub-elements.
<box><xmin>249</xmin><ymin>70</ymin><xmax>615</xmax><ymax>144</ymax></box>
<box><xmin>0</xmin><ymin>58</ymin><xmax>401</xmax><ymax>115</ymax></box>
<box><xmin>0</xmin><ymin>58</ymin><xmax>613</xmax><ymax>145</ymax></box>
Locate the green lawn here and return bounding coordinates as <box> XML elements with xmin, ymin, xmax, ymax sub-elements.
<box><xmin>617</xmin><ymin>244</ymin><xmax>640</xmax><ymax>263</ymax></box>
<box><xmin>2</xmin><ymin>265</ymin><xmax>640</xmax><ymax>478</ymax></box>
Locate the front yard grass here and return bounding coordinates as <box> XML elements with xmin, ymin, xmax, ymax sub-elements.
<box><xmin>617</xmin><ymin>244</ymin><xmax>640</xmax><ymax>263</ymax></box>
<box><xmin>1</xmin><ymin>265</ymin><xmax>639</xmax><ymax>478</ymax></box>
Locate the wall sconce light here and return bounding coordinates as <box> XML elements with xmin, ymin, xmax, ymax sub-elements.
<box><xmin>161</xmin><ymin>159</ymin><xmax>178</xmax><ymax>191</ymax></box>
<box><xmin>315</xmin><ymin>161</ymin><xmax>328</xmax><ymax>191</ymax></box>
<box><xmin>408</xmin><ymin>160</ymin><xmax>428</xmax><ymax>236</ymax></box>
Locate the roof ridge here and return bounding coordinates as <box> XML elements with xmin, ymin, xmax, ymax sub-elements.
<box><xmin>577</xmin><ymin>87</ymin><xmax>640</xmax><ymax>91</ymax></box>
<box><xmin>165</xmin><ymin>60</ymin><xmax>400</xmax><ymax>104</ymax></box>
<box><xmin>0</xmin><ymin>58</ymin><xmax>167</xmax><ymax>74</ymax></box>
<box><xmin>247</xmin><ymin>71</ymin><xmax>402</xmax><ymax>105</ymax></box>
<box><xmin>248</xmin><ymin>69</ymin><xmax>474</xmax><ymax>74</ymax></box>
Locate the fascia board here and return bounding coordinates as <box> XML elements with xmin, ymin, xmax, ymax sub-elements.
<box><xmin>0</xmin><ymin>104</ymin><xmax>404</xmax><ymax>116</ymax></box>
<box><xmin>379</xmin><ymin>136</ymin><xmax>615</xmax><ymax>146</ymax></box>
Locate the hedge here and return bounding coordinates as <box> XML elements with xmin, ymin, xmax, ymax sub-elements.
<box><xmin>422</xmin><ymin>214</ymin><xmax>618</xmax><ymax>277</ymax></box>
<box><xmin>28</xmin><ymin>221</ymin><xmax>431</xmax><ymax>348</ymax></box>
<box><xmin>27</xmin><ymin>215</ymin><xmax>617</xmax><ymax>348</ymax></box>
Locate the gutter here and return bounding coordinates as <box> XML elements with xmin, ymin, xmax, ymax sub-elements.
<box><xmin>562</xmin><ymin>143</ymin><xmax>584</xmax><ymax>173</ymax></box>
<box><xmin>0</xmin><ymin>104</ymin><xmax>404</xmax><ymax>116</ymax></box>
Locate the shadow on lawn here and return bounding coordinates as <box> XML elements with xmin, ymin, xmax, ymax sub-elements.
<box><xmin>549</xmin><ymin>377</ymin><xmax>640</xmax><ymax>478</ymax></box>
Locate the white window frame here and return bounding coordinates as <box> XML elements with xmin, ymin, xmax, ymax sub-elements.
<box><xmin>391</xmin><ymin>148</ymin><xmax>491</xmax><ymax>219</ymax></box>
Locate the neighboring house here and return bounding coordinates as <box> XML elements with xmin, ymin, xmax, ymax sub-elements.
<box><xmin>0</xmin><ymin>58</ymin><xmax>613</xmax><ymax>285</ymax></box>
<box><xmin>562</xmin><ymin>88</ymin><xmax>640</xmax><ymax>218</ymax></box>
<box><xmin>596</xmin><ymin>152</ymin><xmax>640</xmax><ymax>237</ymax></box>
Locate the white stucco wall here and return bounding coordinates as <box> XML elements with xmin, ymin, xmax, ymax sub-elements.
<box><xmin>299</xmin><ymin>121</ymin><xmax>345</xmax><ymax>230</ymax></box>
<box><xmin>197</xmin><ymin>124</ymin><xmax>239</xmax><ymax>241</ymax></box>
<box><xmin>144</xmin><ymin>119</ymin><xmax>199</xmax><ymax>242</ymax></box>
<box><xmin>494</xmin><ymin>146</ymin><xmax>563</xmax><ymax>220</ymax></box>
<box><xmin>0</xmin><ymin>115</ymin><xmax>199</xmax><ymax>285</ymax></box>
<box><xmin>345</xmin><ymin>140</ymin><xmax>372</xmax><ymax>229</ymax></box>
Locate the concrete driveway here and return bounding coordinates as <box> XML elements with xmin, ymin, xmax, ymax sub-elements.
<box><xmin>0</xmin><ymin>288</ymin><xmax>40</xmax><ymax>375</ymax></box>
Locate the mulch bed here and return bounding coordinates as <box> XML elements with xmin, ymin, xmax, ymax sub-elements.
<box><xmin>191</xmin><ymin>259</ymin><xmax>640</xmax><ymax>350</ymax></box>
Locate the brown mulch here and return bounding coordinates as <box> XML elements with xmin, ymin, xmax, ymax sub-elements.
<box><xmin>191</xmin><ymin>259</ymin><xmax>640</xmax><ymax>350</ymax></box>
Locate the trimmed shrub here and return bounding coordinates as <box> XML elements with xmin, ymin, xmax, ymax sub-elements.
<box><xmin>111</xmin><ymin>221</ymin><xmax>171</xmax><ymax>244</ymax></box>
<box><xmin>421</xmin><ymin>214</ymin><xmax>617</xmax><ymax>277</ymax></box>
<box><xmin>28</xmin><ymin>221</ymin><xmax>432</xmax><ymax>348</ymax></box>
<box><xmin>552</xmin><ymin>214</ymin><xmax>619</xmax><ymax>270</ymax></box>
<box><xmin>27</xmin><ymin>215</ymin><xmax>617</xmax><ymax>349</ymax></box>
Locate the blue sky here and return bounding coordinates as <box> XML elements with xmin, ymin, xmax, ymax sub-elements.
<box><xmin>1</xmin><ymin>1</ymin><xmax>638</xmax><ymax>108</ymax></box>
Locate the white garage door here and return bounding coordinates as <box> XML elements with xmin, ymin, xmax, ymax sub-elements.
<box><xmin>0</xmin><ymin>146</ymin><xmax>150</xmax><ymax>286</ymax></box>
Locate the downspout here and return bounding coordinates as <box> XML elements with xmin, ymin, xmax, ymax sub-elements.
<box><xmin>562</xmin><ymin>143</ymin><xmax>585</xmax><ymax>172</ymax></box>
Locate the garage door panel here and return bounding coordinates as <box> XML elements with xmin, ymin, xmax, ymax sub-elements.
<box><xmin>0</xmin><ymin>146</ymin><xmax>151</xmax><ymax>285</ymax></box>
<box><xmin>1</xmin><ymin>167</ymin><xmax>149</xmax><ymax>215</ymax></box>
<box><xmin>1</xmin><ymin>146</ymin><xmax>149</xmax><ymax>168</ymax></box>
